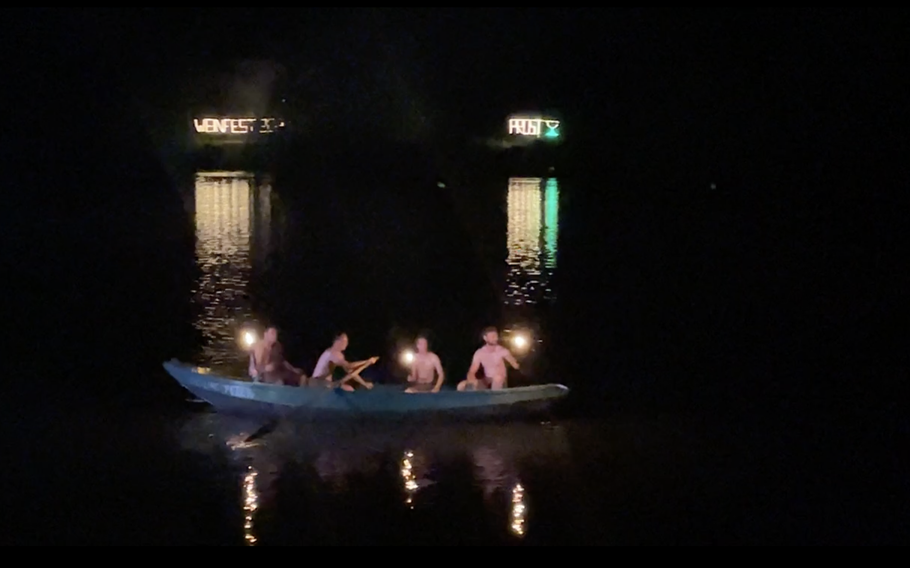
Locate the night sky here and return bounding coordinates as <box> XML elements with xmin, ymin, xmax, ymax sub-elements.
<box><xmin>7</xmin><ymin>8</ymin><xmax>903</xmax><ymax>144</ymax></box>
<box><xmin>2</xmin><ymin>8</ymin><xmax>904</xmax><ymax>260</ymax></box>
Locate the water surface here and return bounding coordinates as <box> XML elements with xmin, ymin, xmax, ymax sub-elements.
<box><xmin>5</xmin><ymin>168</ymin><xmax>900</xmax><ymax>545</ymax></box>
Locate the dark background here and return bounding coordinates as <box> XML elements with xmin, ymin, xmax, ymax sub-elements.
<box><xmin>5</xmin><ymin>7</ymin><xmax>900</xmax><ymax>405</ymax></box>
<box><xmin>1</xmin><ymin>8</ymin><xmax>906</xmax><ymax>544</ymax></box>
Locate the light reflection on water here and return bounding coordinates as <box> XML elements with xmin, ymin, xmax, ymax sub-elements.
<box><xmin>191</xmin><ymin>171</ymin><xmax>272</xmax><ymax>370</ymax></box>
<box><xmin>505</xmin><ymin>178</ymin><xmax>560</xmax><ymax>307</ymax></box>
<box><xmin>177</xmin><ymin>414</ymin><xmax>568</xmax><ymax>544</ymax></box>
<box><xmin>242</xmin><ymin>466</ymin><xmax>259</xmax><ymax>545</ymax></box>
<box><xmin>401</xmin><ymin>451</ymin><xmax>418</xmax><ymax>508</ymax></box>
<box><xmin>544</xmin><ymin>179</ymin><xmax>559</xmax><ymax>279</ymax></box>
<box><xmin>400</xmin><ymin>450</ymin><xmax>434</xmax><ymax>509</ymax></box>
<box><xmin>472</xmin><ymin>446</ymin><xmax>528</xmax><ymax>539</ymax></box>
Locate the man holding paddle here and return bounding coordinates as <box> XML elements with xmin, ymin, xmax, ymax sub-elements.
<box><xmin>311</xmin><ymin>333</ymin><xmax>379</xmax><ymax>392</ymax></box>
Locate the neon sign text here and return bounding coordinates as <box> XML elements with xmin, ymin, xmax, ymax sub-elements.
<box><xmin>193</xmin><ymin>118</ymin><xmax>286</xmax><ymax>135</ymax></box>
<box><xmin>508</xmin><ymin>117</ymin><xmax>561</xmax><ymax>139</ymax></box>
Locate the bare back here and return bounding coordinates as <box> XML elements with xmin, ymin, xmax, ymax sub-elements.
<box><xmin>312</xmin><ymin>348</ymin><xmax>346</xmax><ymax>381</ymax></box>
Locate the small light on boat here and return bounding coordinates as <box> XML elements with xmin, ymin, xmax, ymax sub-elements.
<box><xmin>401</xmin><ymin>351</ymin><xmax>415</xmax><ymax>366</ymax></box>
<box><xmin>242</xmin><ymin>330</ymin><xmax>257</xmax><ymax>349</ymax></box>
<box><xmin>512</xmin><ymin>335</ymin><xmax>529</xmax><ymax>351</ymax></box>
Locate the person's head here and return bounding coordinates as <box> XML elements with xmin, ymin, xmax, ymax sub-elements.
<box><xmin>416</xmin><ymin>336</ymin><xmax>429</xmax><ymax>354</ymax></box>
<box><xmin>333</xmin><ymin>333</ymin><xmax>349</xmax><ymax>351</ymax></box>
<box><xmin>264</xmin><ymin>327</ymin><xmax>278</xmax><ymax>343</ymax></box>
<box><xmin>482</xmin><ymin>327</ymin><xmax>499</xmax><ymax>345</ymax></box>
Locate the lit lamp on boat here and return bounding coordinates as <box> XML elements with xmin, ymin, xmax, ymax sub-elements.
<box><xmin>400</xmin><ymin>350</ymin><xmax>415</xmax><ymax>367</ymax></box>
<box><xmin>243</xmin><ymin>466</ymin><xmax>259</xmax><ymax>545</ymax></box>
<box><xmin>510</xmin><ymin>333</ymin><xmax>532</xmax><ymax>354</ymax></box>
<box><xmin>240</xmin><ymin>329</ymin><xmax>258</xmax><ymax>350</ymax></box>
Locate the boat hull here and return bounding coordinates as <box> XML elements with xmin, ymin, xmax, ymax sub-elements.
<box><xmin>164</xmin><ymin>360</ymin><xmax>569</xmax><ymax>420</ymax></box>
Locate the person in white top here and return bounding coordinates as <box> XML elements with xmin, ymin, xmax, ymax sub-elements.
<box><xmin>406</xmin><ymin>336</ymin><xmax>445</xmax><ymax>394</ymax></box>
<box><xmin>459</xmin><ymin>327</ymin><xmax>520</xmax><ymax>392</ymax></box>
<box><xmin>311</xmin><ymin>333</ymin><xmax>379</xmax><ymax>391</ymax></box>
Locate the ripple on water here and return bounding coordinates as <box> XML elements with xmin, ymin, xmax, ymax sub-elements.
<box><xmin>192</xmin><ymin>172</ymin><xmax>259</xmax><ymax>370</ymax></box>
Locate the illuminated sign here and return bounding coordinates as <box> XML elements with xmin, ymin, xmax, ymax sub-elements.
<box><xmin>508</xmin><ymin>117</ymin><xmax>561</xmax><ymax>139</ymax></box>
<box><xmin>193</xmin><ymin>117</ymin><xmax>286</xmax><ymax>135</ymax></box>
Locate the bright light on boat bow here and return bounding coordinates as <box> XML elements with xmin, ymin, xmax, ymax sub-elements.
<box><xmin>242</xmin><ymin>330</ymin><xmax>257</xmax><ymax>349</ymax></box>
<box><xmin>401</xmin><ymin>351</ymin><xmax>415</xmax><ymax>366</ymax></box>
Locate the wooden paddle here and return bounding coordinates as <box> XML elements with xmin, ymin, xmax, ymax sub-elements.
<box><xmin>337</xmin><ymin>357</ymin><xmax>380</xmax><ymax>390</ymax></box>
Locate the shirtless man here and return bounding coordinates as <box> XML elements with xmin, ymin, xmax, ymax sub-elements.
<box><xmin>458</xmin><ymin>327</ymin><xmax>520</xmax><ymax>392</ymax></box>
<box><xmin>248</xmin><ymin>327</ymin><xmax>307</xmax><ymax>386</ymax></box>
<box><xmin>406</xmin><ymin>336</ymin><xmax>445</xmax><ymax>394</ymax></box>
<box><xmin>311</xmin><ymin>333</ymin><xmax>379</xmax><ymax>391</ymax></box>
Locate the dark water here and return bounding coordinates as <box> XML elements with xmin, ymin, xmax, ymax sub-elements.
<box><xmin>4</xmin><ymin>163</ymin><xmax>904</xmax><ymax>546</ymax></box>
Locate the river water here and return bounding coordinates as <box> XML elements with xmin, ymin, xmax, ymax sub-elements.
<box><xmin>4</xmin><ymin>167</ymin><xmax>901</xmax><ymax>545</ymax></box>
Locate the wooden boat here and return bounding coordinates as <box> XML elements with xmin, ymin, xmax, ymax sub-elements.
<box><xmin>163</xmin><ymin>359</ymin><xmax>569</xmax><ymax>419</ymax></box>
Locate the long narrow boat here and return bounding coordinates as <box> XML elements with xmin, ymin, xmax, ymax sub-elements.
<box><xmin>163</xmin><ymin>360</ymin><xmax>569</xmax><ymax>420</ymax></box>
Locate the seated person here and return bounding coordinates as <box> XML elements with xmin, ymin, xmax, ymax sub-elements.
<box><xmin>311</xmin><ymin>333</ymin><xmax>379</xmax><ymax>392</ymax></box>
<box><xmin>249</xmin><ymin>327</ymin><xmax>307</xmax><ymax>386</ymax></box>
<box><xmin>458</xmin><ymin>327</ymin><xmax>519</xmax><ymax>392</ymax></box>
<box><xmin>406</xmin><ymin>336</ymin><xmax>445</xmax><ymax>394</ymax></box>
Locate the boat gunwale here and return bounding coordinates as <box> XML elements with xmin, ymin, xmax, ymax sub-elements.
<box><xmin>163</xmin><ymin>359</ymin><xmax>570</xmax><ymax>396</ymax></box>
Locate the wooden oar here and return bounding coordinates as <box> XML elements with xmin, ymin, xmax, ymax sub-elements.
<box><xmin>227</xmin><ymin>419</ymin><xmax>281</xmax><ymax>450</ymax></box>
<box><xmin>242</xmin><ymin>419</ymin><xmax>280</xmax><ymax>445</ymax></box>
<box><xmin>337</xmin><ymin>358</ymin><xmax>379</xmax><ymax>390</ymax></box>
